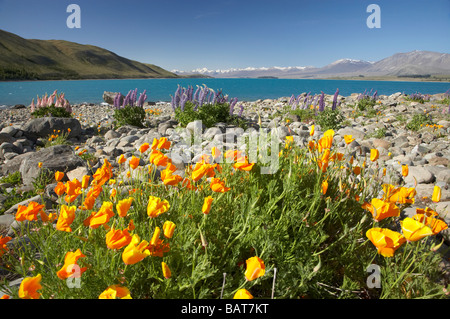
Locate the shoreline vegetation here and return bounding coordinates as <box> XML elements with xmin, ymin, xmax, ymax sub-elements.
<box><xmin>0</xmin><ymin>86</ymin><xmax>449</xmax><ymax>299</ymax></box>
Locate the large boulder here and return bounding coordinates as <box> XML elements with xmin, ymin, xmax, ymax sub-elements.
<box><xmin>103</xmin><ymin>91</ymin><xmax>122</xmax><ymax>105</ymax></box>
<box><xmin>19</xmin><ymin>145</ymin><xmax>86</xmax><ymax>185</ymax></box>
<box><xmin>21</xmin><ymin>117</ymin><xmax>82</xmax><ymax>140</ymax></box>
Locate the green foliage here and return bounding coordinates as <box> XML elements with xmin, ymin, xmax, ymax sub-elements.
<box><xmin>0</xmin><ymin>67</ymin><xmax>38</xmax><ymax>81</ymax></box>
<box><xmin>32</xmin><ymin>169</ymin><xmax>55</xmax><ymax>193</ymax></box>
<box><xmin>175</xmin><ymin>101</ymin><xmax>247</xmax><ymax>129</ymax></box>
<box><xmin>406</xmin><ymin>113</ymin><xmax>434</xmax><ymax>131</ymax></box>
<box><xmin>113</xmin><ymin>106</ymin><xmax>146</xmax><ymax>128</ymax></box>
<box><xmin>0</xmin><ymin>172</ymin><xmax>22</xmax><ymax>186</ymax></box>
<box><xmin>0</xmin><ymin>128</ymin><xmax>448</xmax><ymax>300</ymax></box>
<box><xmin>289</xmin><ymin>108</ymin><xmax>316</xmax><ymax>123</ymax></box>
<box><xmin>357</xmin><ymin>97</ymin><xmax>376</xmax><ymax>111</ymax></box>
<box><xmin>43</xmin><ymin>130</ymin><xmax>71</xmax><ymax>148</ymax></box>
<box><xmin>436</xmin><ymin>97</ymin><xmax>450</xmax><ymax>105</ymax></box>
<box><xmin>0</xmin><ymin>172</ymin><xmax>37</xmax><ymax>215</ymax></box>
<box><xmin>315</xmin><ymin>108</ymin><xmax>345</xmax><ymax>131</ymax></box>
<box><xmin>31</xmin><ymin>106</ymin><xmax>72</xmax><ymax>118</ymax></box>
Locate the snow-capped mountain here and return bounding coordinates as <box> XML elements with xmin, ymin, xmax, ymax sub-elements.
<box><xmin>172</xmin><ymin>66</ymin><xmax>314</xmax><ymax>78</ymax></box>
<box><xmin>173</xmin><ymin>51</ymin><xmax>450</xmax><ymax>78</ymax></box>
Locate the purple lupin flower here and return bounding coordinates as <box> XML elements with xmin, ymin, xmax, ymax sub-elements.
<box><xmin>180</xmin><ymin>93</ymin><xmax>188</xmax><ymax>111</ymax></box>
<box><xmin>238</xmin><ymin>104</ymin><xmax>244</xmax><ymax>117</ymax></box>
<box><xmin>137</xmin><ymin>90</ymin><xmax>147</xmax><ymax>108</ymax></box>
<box><xmin>122</xmin><ymin>91</ymin><xmax>131</xmax><ymax>108</ymax></box>
<box><xmin>229</xmin><ymin>97</ymin><xmax>238</xmax><ymax>116</ymax></box>
<box><xmin>318</xmin><ymin>92</ymin><xmax>325</xmax><ymax>112</ymax></box>
<box><xmin>289</xmin><ymin>94</ymin><xmax>295</xmax><ymax>107</ymax></box>
<box><xmin>332</xmin><ymin>88</ymin><xmax>339</xmax><ymax>110</ymax></box>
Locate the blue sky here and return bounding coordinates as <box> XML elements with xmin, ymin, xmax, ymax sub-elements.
<box><xmin>0</xmin><ymin>0</ymin><xmax>449</xmax><ymax>71</ymax></box>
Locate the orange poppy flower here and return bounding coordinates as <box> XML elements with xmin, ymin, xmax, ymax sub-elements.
<box><xmin>321</xmin><ymin>180</ymin><xmax>328</xmax><ymax>195</ymax></box>
<box><xmin>56</xmin><ymin>249</ymin><xmax>87</xmax><ymax>280</ymax></box>
<box><xmin>432</xmin><ymin>185</ymin><xmax>441</xmax><ymax>203</ymax></box>
<box><xmin>309</xmin><ymin>125</ymin><xmax>315</xmax><ymax>136</ymax></box>
<box><xmin>162</xmin><ymin>262</ymin><xmax>171</xmax><ymax>279</ymax></box>
<box><xmin>87</xmin><ymin>201</ymin><xmax>114</xmax><ymax>229</ymax></box>
<box><xmin>244</xmin><ymin>256</ymin><xmax>266</xmax><ymax>281</ymax></box>
<box><xmin>233</xmin><ymin>156</ymin><xmax>255</xmax><ymax>172</ymax></box>
<box><xmin>318</xmin><ymin>129</ymin><xmax>334</xmax><ymax>152</ymax></box>
<box><xmin>163</xmin><ymin>221</ymin><xmax>176</xmax><ymax>239</ymax></box>
<box><xmin>400</xmin><ymin>217</ymin><xmax>434</xmax><ymax>242</ymax></box>
<box><xmin>234</xmin><ymin>289</ymin><xmax>253</xmax><ymax>299</ymax></box>
<box><xmin>56</xmin><ymin>205</ymin><xmax>77</xmax><ymax>232</ymax></box>
<box><xmin>18</xmin><ymin>274</ymin><xmax>42</xmax><ymax>299</ymax></box>
<box><xmin>54</xmin><ymin>182</ymin><xmax>66</xmax><ymax>196</ymax></box>
<box><xmin>129</xmin><ymin>156</ymin><xmax>140</xmax><ymax>170</ymax></box>
<box><xmin>362</xmin><ymin>198</ymin><xmax>400</xmax><ymax>221</ymax></box>
<box><xmin>122</xmin><ymin>234</ymin><xmax>151</xmax><ymax>265</ymax></box>
<box><xmin>149</xmin><ymin>149</ymin><xmax>170</xmax><ymax>167</ymax></box>
<box><xmin>366</xmin><ymin>228</ymin><xmax>406</xmax><ymax>257</ymax></box>
<box><xmin>152</xmin><ymin>137</ymin><xmax>171</xmax><ymax>150</ymax></box>
<box><xmin>139</xmin><ymin>143</ymin><xmax>150</xmax><ymax>153</ymax></box>
<box><xmin>382</xmin><ymin>184</ymin><xmax>416</xmax><ymax>204</ymax></box>
<box><xmin>202</xmin><ymin>196</ymin><xmax>214</xmax><ymax>215</ymax></box>
<box><xmin>191</xmin><ymin>162</ymin><xmax>210</xmax><ymax>182</ymax></box>
<box><xmin>116</xmin><ymin>197</ymin><xmax>133</xmax><ymax>217</ymax></box>
<box><xmin>370</xmin><ymin>149</ymin><xmax>379</xmax><ymax>162</ymax></box>
<box><xmin>0</xmin><ymin>235</ymin><xmax>12</xmax><ymax>257</ymax></box>
<box><xmin>117</xmin><ymin>154</ymin><xmax>127</xmax><ymax>164</ymax></box>
<box><xmin>15</xmin><ymin>202</ymin><xmax>45</xmax><ymax>222</ymax></box>
<box><xmin>99</xmin><ymin>285</ymin><xmax>132</xmax><ymax>299</ymax></box>
<box><xmin>55</xmin><ymin>171</ymin><xmax>64</xmax><ymax>181</ymax></box>
<box><xmin>147</xmin><ymin>196</ymin><xmax>170</xmax><ymax>218</ymax></box>
<box><xmin>344</xmin><ymin>135</ymin><xmax>354</xmax><ymax>144</ymax></box>
<box><xmin>210</xmin><ymin>178</ymin><xmax>231</xmax><ymax>193</ymax></box>
<box><xmin>83</xmin><ymin>195</ymin><xmax>96</xmax><ymax>211</ymax></box>
<box><xmin>401</xmin><ymin>164</ymin><xmax>409</xmax><ymax>177</ymax></box>
<box><xmin>161</xmin><ymin>169</ymin><xmax>183</xmax><ymax>186</ymax></box>
<box><xmin>92</xmin><ymin>159</ymin><xmax>113</xmax><ymax>186</ymax></box>
<box><xmin>81</xmin><ymin>175</ymin><xmax>90</xmax><ymax>189</ymax></box>
<box><xmin>412</xmin><ymin>214</ymin><xmax>448</xmax><ymax>235</ymax></box>
<box><xmin>106</xmin><ymin>227</ymin><xmax>132</xmax><ymax>250</ymax></box>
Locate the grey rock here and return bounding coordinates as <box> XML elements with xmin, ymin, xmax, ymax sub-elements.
<box><xmin>104</xmin><ymin>129</ymin><xmax>121</xmax><ymax>140</ymax></box>
<box><xmin>21</xmin><ymin>117</ymin><xmax>82</xmax><ymax>140</ymax></box>
<box><xmin>0</xmin><ymin>132</ymin><xmax>15</xmax><ymax>144</ymax></box>
<box><xmin>0</xmin><ymin>126</ymin><xmax>18</xmax><ymax>136</ymax></box>
<box><xmin>203</xmin><ymin>127</ymin><xmax>223</xmax><ymax>141</ymax></box>
<box><xmin>19</xmin><ymin>145</ymin><xmax>86</xmax><ymax>186</ymax></box>
<box><xmin>403</xmin><ymin>166</ymin><xmax>435</xmax><ymax>184</ymax></box>
<box><xmin>186</xmin><ymin>120</ymin><xmax>206</xmax><ymax>135</ymax></box>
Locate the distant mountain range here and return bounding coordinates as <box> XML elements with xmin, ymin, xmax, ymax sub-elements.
<box><xmin>1</xmin><ymin>28</ymin><xmax>449</xmax><ymax>82</ymax></box>
<box><xmin>173</xmin><ymin>51</ymin><xmax>450</xmax><ymax>80</ymax></box>
<box><xmin>0</xmin><ymin>29</ymin><xmax>178</xmax><ymax>80</ymax></box>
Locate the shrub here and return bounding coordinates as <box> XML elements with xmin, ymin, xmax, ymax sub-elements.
<box><xmin>30</xmin><ymin>90</ymin><xmax>72</xmax><ymax>118</ymax></box>
<box><xmin>112</xmin><ymin>89</ymin><xmax>148</xmax><ymax>128</ymax></box>
<box><xmin>173</xmin><ymin>85</ymin><xmax>246</xmax><ymax>129</ymax></box>
<box><xmin>405</xmin><ymin>92</ymin><xmax>431</xmax><ymax>104</ymax></box>
<box><xmin>406</xmin><ymin>113</ymin><xmax>434</xmax><ymax>131</ymax></box>
<box><xmin>315</xmin><ymin>108</ymin><xmax>344</xmax><ymax>131</ymax></box>
<box><xmin>113</xmin><ymin>106</ymin><xmax>146</xmax><ymax>128</ymax></box>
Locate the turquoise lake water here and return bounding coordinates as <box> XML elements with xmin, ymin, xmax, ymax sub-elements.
<box><xmin>0</xmin><ymin>78</ymin><xmax>449</xmax><ymax>107</ymax></box>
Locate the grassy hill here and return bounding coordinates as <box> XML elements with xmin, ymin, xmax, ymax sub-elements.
<box><xmin>0</xmin><ymin>29</ymin><xmax>178</xmax><ymax>81</ymax></box>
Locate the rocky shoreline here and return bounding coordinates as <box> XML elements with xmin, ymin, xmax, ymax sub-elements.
<box><xmin>1</xmin><ymin>91</ymin><xmax>450</xmax><ymax>294</ymax></box>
